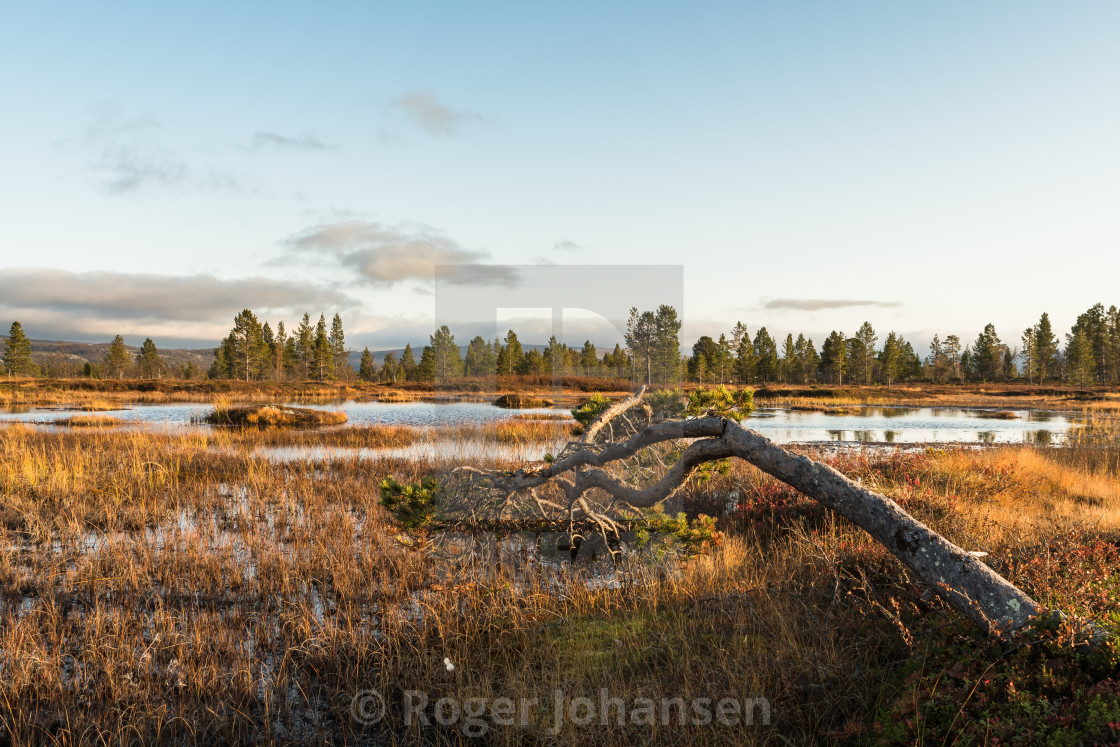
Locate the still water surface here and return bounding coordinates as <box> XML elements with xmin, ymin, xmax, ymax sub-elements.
<box><xmin>0</xmin><ymin>401</ymin><xmax>1073</xmax><ymax>445</ymax></box>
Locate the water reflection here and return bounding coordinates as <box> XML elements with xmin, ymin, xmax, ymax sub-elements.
<box><xmin>0</xmin><ymin>401</ymin><xmax>1078</xmax><ymax>445</ymax></box>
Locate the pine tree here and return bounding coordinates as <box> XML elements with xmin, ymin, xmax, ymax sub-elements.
<box><xmin>1068</xmin><ymin>304</ymin><xmax>1108</xmax><ymax>385</ymax></box>
<box><xmin>690</xmin><ymin>336</ymin><xmax>719</xmax><ymax>383</ymax></box>
<box><xmin>230</xmin><ymin>309</ymin><xmax>268</xmax><ymax>382</ymax></box>
<box><xmin>580</xmin><ymin>340</ymin><xmax>599</xmax><ymax>375</ymax></box>
<box><xmin>136</xmin><ymin>338</ymin><xmax>163</xmax><ymax>380</ymax></box>
<box><xmin>1034</xmin><ymin>312</ymin><xmax>1058</xmax><ymax>382</ymax></box>
<box><xmin>544</xmin><ymin>335</ymin><xmax>567</xmax><ymax>377</ymax></box>
<box><xmin>3</xmin><ymin>321</ymin><xmax>34</xmax><ymax>377</ymax></box>
<box><xmin>879</xmin><ymin>332</ymin><xmax>902</xmax><ymax>386</ymax></box>
<box><xmin>272</xmin><ymin>322</ymin><xmax>287</xmax><ymax>381</ymax></box>
<box><xmin>735</xmin><ymin>331</ymin><xmax>756</xmax><ymax>383</ymax></box>
<box><xmin>753</xmin><ymin>327</ymin><xmax>778</xmax><ymax>382</ymax></box>
<box><xmin>927</xmin><ymin>334</ymin><xmax>947</xmax><ymax>383</ymax></box>
<box><xmin>296</xmin><ymin>313</ymin><xmax>314</xmax><ymax>379</ymax></box>
<box><xmin>428</xmin><ymin>326</ymin><xmax>464</xmax><ymax>383</ymax></box>
<box><xmin>652</xmin><ymin>305</ymin><xmax>683</xmax><ymax>384</ymax></box>
<box><xmin>943</xmin><ymin>335</ymin><xmax>962</xmax><ymax>380</ymax></box>
<box><xmin>329</xmin><ymin>314</ymin><xmax>349</xmax><ymax>378</ymax></box>
<box><xmin>496</xmin><ymin>330</ymin><xmax>524</xmax><ymax>377</ymax></box>
<box><xmin>852</xmin><ymin>322</ymin><xmax>878</xmax><ymax>384</ymax></box>
<box><xmin>524</xmin><ymin>348</ymin><xmax>546</xmax><ymax>375</ymax></box>
<box><xmin>970</xmin><ymin>324</ymin><xmax>1002</xmax><ymax>382</ymax></box>
<box><xmin>819</xmin><ymin>330</ymin><xmax>847</xmax><ymax>385</ymax></box>
<box><xmin>103</xmin><ymin>335</ymin><xmax>132</xmax><ymax>379</ymax></box>
<box><xmin>1109</xmin><ymin>305</ymin><xmax>1120</xmax><ymax>385</ymax></box>
<box><xmin>1066</xmin><ymin>328</ymin><xmax>1096</xmax><ymax>387</ymax></box>
<box><xmin>358</xmin><ymin>347</ymin><xmax>376</xmax><ymax>381</ymax></box>
<box><xmin>605</xmin><ymin>343</ymin><xmax>628</xmax><ymax>378</ymax></box>
<box><xmin>625</xmin><ymin>308</ymin><xmax>657</xmax><ymax>385</ymax></box>
<box><xmin>1021</xmin><ymin>327</ymin><xmax>1038</xmax><ymax>385</ymax></box>
<box><xmin>311</xmin><ymin>314</ymin><xmax>333</xmax><ymax>381</ymax></box>
<box><xmin>464</xmin><ymin>335</ymin><xmax>496</xmax><ymax>377</ymax></box>
<box><xmin>400</xmin><ymin>344</ymin><xmax>417</xmax><ymax>381</ymax></box>
<box><xmin>380</xmin><ymin>351</ymin><xmax>398</xmax><ymax>383</ymax></box>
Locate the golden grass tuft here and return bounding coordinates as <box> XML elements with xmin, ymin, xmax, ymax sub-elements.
<box><xmin>204</xmin><ymin>404</ymin><xmax>348</xmax><ymax>427</ymax></box>
<box><xmin>52</xmin><ymin>414</ymin><xmax>126</xmax><ymax>427</ymax></box>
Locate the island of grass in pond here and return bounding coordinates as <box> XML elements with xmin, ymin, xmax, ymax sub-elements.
<box><xmin>204</xmin><ymin>404</ymin><xmax>348</xmax><ymax>427</ymax></box>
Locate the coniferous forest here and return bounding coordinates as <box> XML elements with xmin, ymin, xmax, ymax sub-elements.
<box><xmin>5</xmin><ymin>302</ymin><xmax>1120</xmax><ymax>388</ymax></box>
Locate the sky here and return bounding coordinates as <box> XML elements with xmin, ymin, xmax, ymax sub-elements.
<box><xmin>1</xmin><ymin>2</ymin><xmax>1118</xmax><ymax>353</ymax></box>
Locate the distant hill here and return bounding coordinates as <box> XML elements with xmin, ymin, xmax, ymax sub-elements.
<box><xmin>4</xmin><ymin>337</ymin><xmax>213</xmax><ymax>372</ymax></box>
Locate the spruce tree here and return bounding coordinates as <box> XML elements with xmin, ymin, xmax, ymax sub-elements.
<box><xmin>1034</xmin><ymin>312</ymin><xmax>1058</xmax><ymax>382</ymax></box>
<box><xmin>625</xmin><ymin>308</ymin><xmax>657</xmax><ymax>385</ymax></box>
<box><xmin>296</xmin><ymin>313</ymin><xmax>314</xmax><ymax>379</ymax></box>
<box><xmin>427</xmin><ymin>326</ymin><xmax>464</xmax><ymax>384</ymax></box>
<box><xmin>580</xmin><ymin>340</ymin><xmax>599</xmax><ymax>375</ymax></box>
<box><xmin>853</xmin><ymin>322</ymin><xmax>878</xmax><ymax>384</ymax></box>
<box><xmin>970</xmin><ymin>324</ymin><xmax>1002</xmax><ymax>382</ymax></box>
<box><xmin>652</xmin><ymin>305</ymin><xmax>682</xmax><ymax>384</ymax></box>
<box><xmin>311</xmin><ymin>314</ymin><xmax>333</xmax><ymax>381</ymax></box>
<box><xmin>753</xmin><ymin>327</ymin><xmax>779</xmax><ymax>382</ymax></box>
<box><xmin>464</xmin><ymin>335</ymin><xmax>496</xmax><ymax>377</ymax></box>
<box><xmin>400</xmin><ymin>343</ymin><xmax>417</xmax><ymax>381</ymax></box>
<box><xmin>496</xmin><ymin>330</ymin><xmax>524</xmax><ymax>377</ymax></box>
<box><xmin>380</xmin><ymin>351</ymin><xmax>398</xmax><ymax>383</ymax></box>
<box><xmin>3</xmin><ymin>321</ymin><xmax>34</xmax><ymax>377</ymax></box>
<box><xmin>819</xmin><ymin>330</ymin><xmax>847</xmax><ymax>385</ymax></box>
<box><xmin>329</xmin><ymin>314</ymin><xmax>348</xmax><ymax>377</ymax></box>
<box><xmin>879</xmin><ymin>332</ymin><xmax>902</xmax><ymax>386</ymax></box>
<box><xmin>104</xmin><ymin>335</ymin><xmax>132</xmax><ymax>379</ymax></box>
<box><xmin>136</xmin><ymin>338</ymin><xmax>163</xmax><ymax>380</ymax></box>
<box><xmin>230</xmin><ymin>309</ymin><xmax>267</xmax><ymax>382</ymax></box>
<box><xmin>1066</xmin><ymin>328</ymin><xmax>1096</xmax><ymax>387</ymax></box>
<box><xmin>358</xmin><ymin>347</ymin><xmax>375</xmax><ymax>381</ymax></box>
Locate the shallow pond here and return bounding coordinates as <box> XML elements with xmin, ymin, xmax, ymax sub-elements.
<box><xmin>0</xmin><ymin>400</ymin><xmax>1075</xmax><ymax>445</ymax></box>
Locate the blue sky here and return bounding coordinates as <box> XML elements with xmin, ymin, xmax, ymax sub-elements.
<box><xmin>1</xmin><ymin>2</ymin><xmax>1117</xmax><ymax>351</ymax></box>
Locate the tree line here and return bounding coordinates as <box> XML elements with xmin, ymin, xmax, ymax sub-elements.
<box><xmin>4</xmin><ymin>301</ymin><xmax>1120</xmax><ymax>386</ymax></box>
<box><xmin>210</xmin><ymin>310</ymin><xmax>351</xmax><ymax>382</ymax></box>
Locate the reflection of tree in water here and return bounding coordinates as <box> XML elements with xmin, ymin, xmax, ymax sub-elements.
<box><xmin>1027</xmin><ymin>410</ymin><xmax>1054</xmax><ymax>423</ymax></box>
<box><xmin>879</xmin><ymin>407</ymin><xmax>914</xmax><ymax>419</ymax></box>
<box><xmin>828</xmin><ymin>430</ymin><xmax>846</xmax><ymax>441</ymax></box>
<box><xmin>1027</xmin><ymin>429</ymin><xmax>1053</xmax><ymax>445</ymax></box>
<box><xmin>883</xmin><ymin>430</ymin><xmax>897</xmax><ymax>443</ymax></box>
<box><xmin>853</xmin><ymin>430</ymin><xmax>875</xmax><ymax>443</ymax></box>
<box><xmin>977</xmin><ymin>431</ymin><xmax>996</xmax><ymax>444</ymax></box>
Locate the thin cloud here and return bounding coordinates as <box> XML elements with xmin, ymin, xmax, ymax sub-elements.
<box><xmin>763</xmin><ymin>298</ymin><xmax>904</xmax><ymax>311</ymax></box>
<box><xmin>553</xmin><ymin>239</ymin><xmax>583</xmax><ymax>252</ymax></box>
<box><xmin>287</xmin><ymin>219</ymin><xmax>519</xmax><ymax>287</ymax></box>
<box><xmin>390</xmin><ymin>89</ymin><xmax>483</xmax><ymax>135</ymax></box>
<box><xmin>97</xmin><ymin>147</ymin><xmax>191</xmax><ymax>194</ymax></box>
<box><xmin>250</xmin><ymin>131</ymin><xmax>334</xmax><ymax>151</ymax></box>
<box><xmin>0</xmin><ymin>268</ymin><xmax>353</xmax><ymax>322</ymax></box>
<box><xmin>81</xmin><ymin>106</ymin><xmax>244</xmax><ymax>195</ymax></box>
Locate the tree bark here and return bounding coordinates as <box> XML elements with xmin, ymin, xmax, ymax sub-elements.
<box><xmin>451</xmin><ymin>393</ymin><xmax>1044</xmax><ymax>634</ymax></box>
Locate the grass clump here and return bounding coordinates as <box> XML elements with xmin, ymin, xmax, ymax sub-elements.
<box><xmin>52</xmin><ymin>414</ymin><xmax>126</xmax><ymax>427</ymax></box>
<box><xmin>204</xmin><ymin>404</ymin><xmax>347</xmax><ymax>427</ymax></box>
<box><xmin>494</xmin><ymin>393</ymin><xmax>553</xmax><ymax>408</ymax></box>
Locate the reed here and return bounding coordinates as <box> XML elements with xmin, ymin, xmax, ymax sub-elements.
<box><xmin>0</xmin><ymin>415</ymin><xmax>1118</xmax><ymax>743</ymax></box>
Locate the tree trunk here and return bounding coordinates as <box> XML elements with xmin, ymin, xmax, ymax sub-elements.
<box><xmin>453</xmin><ymin>391</ymin><xmax>1047</xmax><ymax>635</ymax></box>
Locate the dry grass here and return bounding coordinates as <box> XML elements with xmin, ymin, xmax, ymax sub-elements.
<box><xmin>1</xmin><ymin>409</ymin><xmax>1119</xmax><ymax>743</ymax></box>
<box><xmin>204</xmin><ymin>404</ymin><xmax>348</xmax><ymax>428</ymax></box>
<box><xmin>51</xmin><ymin>414</ymin><xmax>126</xmax><ymax>427</ymax></box>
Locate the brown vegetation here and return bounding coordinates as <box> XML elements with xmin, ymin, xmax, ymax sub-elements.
<box><xmin>0</xmin><ymin>409</ymin><xmax>1118</xmax><ymax>742</ymax></box>
<box><xmin>204</xmin><ymin>404</ymin><xmax>348</xmax><ymax>427</ymax></box>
